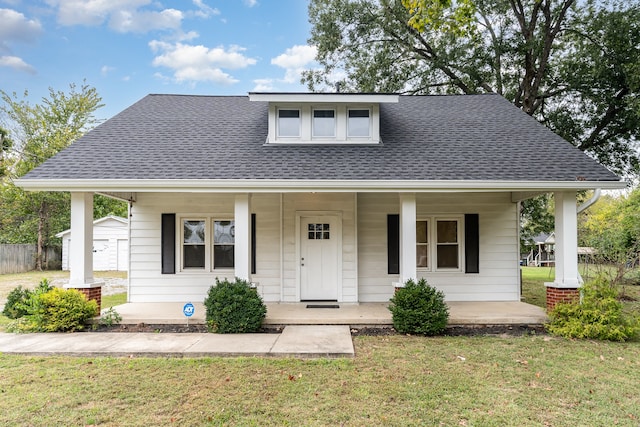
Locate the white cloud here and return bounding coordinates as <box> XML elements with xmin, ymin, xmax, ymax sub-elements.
<box><xmin>244</xmin><ymin>0</ymin><xmax>258</xmax><ymax>7</ymax></box>
<box><xmin>0</xmin><ymin>8</ymin><xmax>43</xmax><ymax>48</ymax></box>
<box><xmin>192</xmin><ymin>0</ymin><xmax>220</xmax><ymax>18</ymax></box>
<box><xmin>100</xmin><ymin>65</ymin><xmax>114</xmax><ymax>76</ymax></box>
<box><xmin>149</xmin><ymin>41</ymin><xmax>257</xmax><ymax>85</ymax></box>
<box><xmin>252</xmin><ymin>78</ymin><xmax>275</xmax><ymax>92</ymax></box>
<box><xmin>48</xmin><ymin>0</ymin><xmax>183</xmax><ymax>33</ymax></box>
<box><xmin>271</xmin><ymin>45</ymin><xmax>317</xmax><ymax>69</ymax></box>
<box><xmin>270</xmin><ymin>44</ymin><xmax>318</xmax><ymax>84</ymax></box>
<box><xmin>0</xmin><ymin>55</ymin><xmax>36</xmax><ymax>74</ymax></box>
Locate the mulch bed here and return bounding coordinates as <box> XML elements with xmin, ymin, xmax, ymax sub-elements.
<box><xmin>88</xmin><ymin>323</ymin><xmax>546</xmax><ymax>336</ymax></box>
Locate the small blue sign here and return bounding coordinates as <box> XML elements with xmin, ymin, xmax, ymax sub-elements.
<box><xmin>183</xmin><ymin>302</ymin><xmax>195</xmax><ymax>318</ymax></box>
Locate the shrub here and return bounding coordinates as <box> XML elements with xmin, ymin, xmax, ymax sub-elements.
<box><xmin>2</xmin><ymin>279</ymin><xmax>54</xmax><ymax>319</ymax></box>
<box><xmin>388</xmin><ymin>278</ymin><xmax>449</xmax><ymax>335</ymax></box>
<box><xmin>100</xmin><ymin>307</ymin><xmax>122</xmax><ymax>327</ymax></box>
<box><xmin>547</xmin><ymin>277</ymin><xmax>640</xmax><ymax>342</ymax></box>
<box><xmin>204</xmin><ymin>278</ymin><xmax>266</xmax><ymax>333</ymax></box>
<box><xmin>10</xmin><ymin>287</ymin><xmax>99</xmax><ymax>333</ymax></box>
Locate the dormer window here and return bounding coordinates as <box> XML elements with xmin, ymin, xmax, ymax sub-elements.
<box><xmin>249</xmin><ymin>92</ymin><xmax>398</xmax><ymax>145</ymax></box>
<box><xmin>277</xmin><ymin>109</ymin><xmax>300</xmax><ymax>137</ymax></box>
<box><xmin>313</xmin><ymin>109</ymin><xmax>336</xmax><ymax>138</ymax></box>
<box><xmin>348</xmin><ymin>109</ymin><xmax>371</xmax><ymax>138</ymax></box>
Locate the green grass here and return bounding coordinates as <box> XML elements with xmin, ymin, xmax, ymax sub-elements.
<box><xmin>102</xmin><ymin>292</ymin><xmax>127</xmax><ymax>309</ymax></box>
<box><xmin>0</xmin><ymin>336</ymin><xmax>638</xmax><ymax>426</ymax></box>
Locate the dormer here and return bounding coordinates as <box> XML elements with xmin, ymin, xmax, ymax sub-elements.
<box><xmin>248</xmin><ymin>92</ymin><xmax>399</xmax><ymax>145</ymax></box>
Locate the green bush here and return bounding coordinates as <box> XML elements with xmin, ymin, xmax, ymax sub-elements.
<box><xmin>204</xmin><ymin>278</ymin><xmax>267</xmax><ymax>333</ymax></box>
<box><xmin>547</xmin><ymin>277</ymin><xmax>640</xmax><ymax>342</ymax></box>
<box><xmin>388</xmin><ymin>278</ymin><xmax>449</xmax><ymax>335</ymax></box>
<box><xmin>2</xmin><ymin>279</ymin><xmax>53</xmax><ymax>319</ymax></box>
<box><xmin>9</xmin><ymin>287</ymin><xmax>99</xmax><ymax>333</ymax></box>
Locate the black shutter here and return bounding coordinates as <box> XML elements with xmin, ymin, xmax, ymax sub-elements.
<box><xmin>465</xmin><ymin>214</ymin><xmax>479</xmax><ymax>274</ymax></box>
<box><xmin>387</xmin><ymin>214</ymin><xmax>400</xmax><ymax>274</ymax></box>
<box><xmin>161</xmin><ymin>213</ymin><xmax>176</xmax><ymax>274</ymax></box>
<box><xmin>251</xmin><ymin>213</ymin><xmax>256</xmax><ymax>275</ymax></box>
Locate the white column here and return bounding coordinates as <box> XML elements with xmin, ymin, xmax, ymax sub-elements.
<box><xmin>69</xmin><ymin>192</ymin><xmax>94</xmax><ymax>286</ymax></box>
<box><xmin>234</xmin><ymin>194</ymin><xmax>251</xmax><ymax>281</ymax></box>
<box><xmin>549</xmin><ymin>191</ymin><xmax>581</xmax><ymax>288</ymax></box>
<box><xmin>399</xmin><ymin>193</ymin><xmax>417</xmax><ymax>285</ymax></box>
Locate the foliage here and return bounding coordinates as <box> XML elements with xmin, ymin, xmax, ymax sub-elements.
<box><xmin>403</xmin><ymin>0</ymin><xmax>476</xmax><ymax>36</ymax></box>
<box><xmin>304</xmin><ymin>0</ymin><xmax>640</xmax><ymax>176</ymax></box>
<box><xmin>579</xmin><ymin>187</ymin><xmax>640</xmax><ymax>284</ymax></box>
<box><xmin>1</xmin><ymin>278</ymin><xmax>53</xmax><ymax>319</ymax></box>
<box><xmin>547</xmin><ymin>277</ymin><xmax>640</xmax><ymax>341</ymax></box>
<box><xmin>0</xmin><ymin>127</ymin><xmax>11</xmax><ymax>177</ymax></box>
<box><xmin>1</xmin><ymin>286</ymin><xmax>31</xmax><ymax>319</ymax></box>
<box><xmin>520</xmin><ymin>194</ymin><xmax>555</xmax><ymax>253</ymax></box>
<box><xmin>0</xmin><ymin>83</ymin><xmax>105</xmax><ymax>268</ymax></box>
<box><xmin>388</xmin><ymin>278</ymin><xmax>449</xmax><ymax>335</ymax></box>
<box><xmin>9</xmin><ymin>287</ymin><xmax>99</xmax><ymax>333</ymax></box>
<box><xmin>99</xmin><ymin>307</ymin><xmax>122</xmax><ymax>327</ymax></box>
<box><xmin>204</xmin><ymin>278</ymin><xmax>267</xmax><ymax>333</ymax></box>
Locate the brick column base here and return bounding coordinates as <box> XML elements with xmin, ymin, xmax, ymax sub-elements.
<box><xmin>70</xmin><ymin>286</ymin><xmax>102</xmax><ymax>311</ymax></box>
<box><xmin>546</xmin><ymin>286</ymin><xmax>579</xmax><ymax>311</ymax></box>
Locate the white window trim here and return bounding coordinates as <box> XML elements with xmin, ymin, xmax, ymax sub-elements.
<box><xmin>416</xmin><ymin>216</ymin><xmax>464</xmax><ymax>273</ymax></box>
<box><xmin>347</xmin><ymin>106</ymin><xmax>372</xmax><ymax>139</ymax></box>
<box><xmin>178</xmin><ymin>215</ymin><xmax>235</xmax><ymax>273</ymax></box>
<box><xmin>312</xmin><ymin>107</ymin><xmax>337</xmax><ymax>139</ymax></box>
<box><xmin>267</xmin><ymin>103</ymin><xmax>381</xmax><ymax>144</ymax></box>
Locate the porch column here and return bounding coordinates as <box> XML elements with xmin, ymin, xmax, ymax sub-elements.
<box><xmin>399</xmin><ymin>193</ymin><xmax>417</xmax><ymax>285</ymax></box>
<box><xmin>67</xmin><ymin>192</ymin><xmax>103</xmax><ymax>308</ymax></box>
<box><xmin>234</xmin><ymin>194</ymin><xmax>251</xmax><ymax>282</ymax></box>
<box><xmin>545</xmin><ymin>191</ymin><xmax>581</xmax><ymax>310</ymax></box>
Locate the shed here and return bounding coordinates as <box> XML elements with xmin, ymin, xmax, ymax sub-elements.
<box><xmin>56</xmin><ymin>215</ymin><xmax>128</xmax><ymax>271</ymax></box>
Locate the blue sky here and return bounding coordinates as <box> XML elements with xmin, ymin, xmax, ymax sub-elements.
<box><xmin>1</xmin><ymin>0</ymin><xmax>316</xmax><ymax>119</ymax></box>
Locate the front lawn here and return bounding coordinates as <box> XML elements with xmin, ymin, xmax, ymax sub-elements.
<box><xmin>0</xmin><ymin>336</ymin><xmax>638</xmax><ymax>426</ymax></box>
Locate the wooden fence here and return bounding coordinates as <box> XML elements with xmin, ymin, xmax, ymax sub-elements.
<box><xmin>0</xmin><ymin>244</ymin><xmax>61</xmax><ymax>274</ymax></box>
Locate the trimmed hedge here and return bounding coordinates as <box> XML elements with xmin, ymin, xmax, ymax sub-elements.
<box><xmin>388</xmin><ymin>278</ymin><xmax>449</xmax><ymax>335</ymax></box>
<box><xmin>204</xmin><ymin>278</ymin><xmax>267</xmax><ymax>333</ymax></box>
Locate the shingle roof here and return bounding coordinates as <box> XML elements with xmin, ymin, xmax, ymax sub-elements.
<box><xmin>21</xmin><ymin>93</ymin><xmax>620</xmax><ymax>182</ymax></box>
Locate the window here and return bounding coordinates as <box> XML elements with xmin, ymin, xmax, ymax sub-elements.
<box><xmin>213</xmin><ymin>220</ymin><xmax>234</xmax><ymax>268</ymax></box>
<box><xmin>313</xmin><ymin>109</ymin><xmax>336</xmax><ymax>137</ymax></box>
<box><xmin>436</xmin><ymin>220</ymin><xmax>459</xmax><ymax>269</ymax></box>
<box><xmin>416</xmin><ymin>220</ymin><xmax>429</xmax><ymax>268</ymax></box>
<box><xmin>183</xmin><ymin>220</ymin><xmax>205</xmax><ymax>268</ymax></box>
<box><xmin>277</xmin><ymin>109</ymin><xmax>300</xmax><ymax>137</ymax></box>
<box><xmin>180</xmin><ymin>217</ymin><xmax>235</xmax><ymax>270</ymax></box>
<box><xmin>308</xmin><ymin>223</ymin><xmax>330</xmax><ymax>240</ymax></box>
<box><xmin>348</xmin><ymin>109</ymin><xmax>370</xmax><ymax>137</ymax></box>
<box><xmin>416</xmin><ymin>217</ymin><xmax>461</xmax><ymax>271</ymax></box>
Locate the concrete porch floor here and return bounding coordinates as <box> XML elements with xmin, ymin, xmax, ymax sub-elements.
<box><xmin>107</xmin><ymin>301</ymin><xmax>548</xmax><ymax>327</ymax></box>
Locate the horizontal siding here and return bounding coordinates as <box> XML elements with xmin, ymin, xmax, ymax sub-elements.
<box><xmin>129</xmin><ymin>193</ymin><xmax>282</xmax><ymax>303</ymax></box>
<box><xmin>357</xmin><ymin>192</ymin><xmax>520</xmax><ymax>302</ymax></box>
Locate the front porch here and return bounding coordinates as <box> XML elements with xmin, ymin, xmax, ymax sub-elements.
<box><xmin>107</xmin><ymin>301</ymin><xmax>548</xmax><ymax>327</ymax></box>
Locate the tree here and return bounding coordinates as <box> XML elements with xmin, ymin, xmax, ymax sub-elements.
<box><xmin>0</xmin><ymin>127</ymin><xmax>11</xmax><ymax>177</ymax></box>
<box><xmin>304</xmin><ymin>0</ymin><xmax>640</xmax><ymax>176</ymax></box>
<box><xmin>0</xmin><ymin>83</ymin><xmax>115</xmax><ymax>270</ymax></box>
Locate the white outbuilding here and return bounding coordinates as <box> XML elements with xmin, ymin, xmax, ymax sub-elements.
<box><xmin>57</xmin><ymin>215</ymin><xmax>128</xmax><ymax>271</ymax></box>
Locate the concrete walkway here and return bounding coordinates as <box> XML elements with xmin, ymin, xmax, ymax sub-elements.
<box><xmin>0</xmin><ymin>325</ymin><xmax>354</xmax><ymax>358</ymax></box>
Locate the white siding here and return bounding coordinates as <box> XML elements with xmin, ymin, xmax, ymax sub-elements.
<box><xmin>129</xmin><ymin>193</ymin><xmax>283</xmax><ymax>303</ymax></box>
<box><xmin>357</xmin><ymin>193</ymin><xmax>520</xmax><ymax>302</ymax></box>
<box><xmin>60</xmin><ymin>217</ymin><xmax>128</xmax><ymax>271</ymax></box>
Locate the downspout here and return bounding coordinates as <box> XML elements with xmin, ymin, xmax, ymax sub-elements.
<box><xmin>577</xmin><ymin>188</ymin><xmax>601</xmax><ymax>214</ymax></box>
<box><xmin>127</xmin><ymin>199</ymin><xmax>132</xmax><ymax>303</ymax></box>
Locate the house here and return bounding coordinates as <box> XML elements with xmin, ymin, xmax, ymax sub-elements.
<box><xmin>16</xmin><ymin>93</ymin><xmax>626</xmax><ymax>310</ymax></box>
<box><xmin>56</xmin><ymin>215</ymin><xmax>128</xmax><ymax>272</ymax></box>
<box><xmin>526</xmin><ymin>232</ymin><xmax>555</xmax><ymax>267</ymax></box>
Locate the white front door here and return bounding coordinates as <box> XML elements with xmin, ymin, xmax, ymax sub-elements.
<box><xmin>300</xmin><ymin>216</ymin><xmax>339</xmax><ymax>300</ymax></box>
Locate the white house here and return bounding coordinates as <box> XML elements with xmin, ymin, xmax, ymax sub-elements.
<box><xmin>56</xmin><ymin>215</ymin><xmax>129</xmax><ymax>272</ymax></box>
<box><xmin>16</xmin><ymin>93</ymin><xmax>625</xmax><ymax>309</ymax></box>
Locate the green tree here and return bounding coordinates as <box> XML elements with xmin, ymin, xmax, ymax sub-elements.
<box><xmin>304</xmin><ymin>0</ymin><xmax>640</xmax><ymax>176</ymax></box>
<box><xmin>0</xmin><ymin>83</ymin><xmax>106</xmax><ymax>269</ymax></box>
<box><xmin>0</xmin><ymin>127</ymin><xmax>11</xmax><ymax>177</ymax></box>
